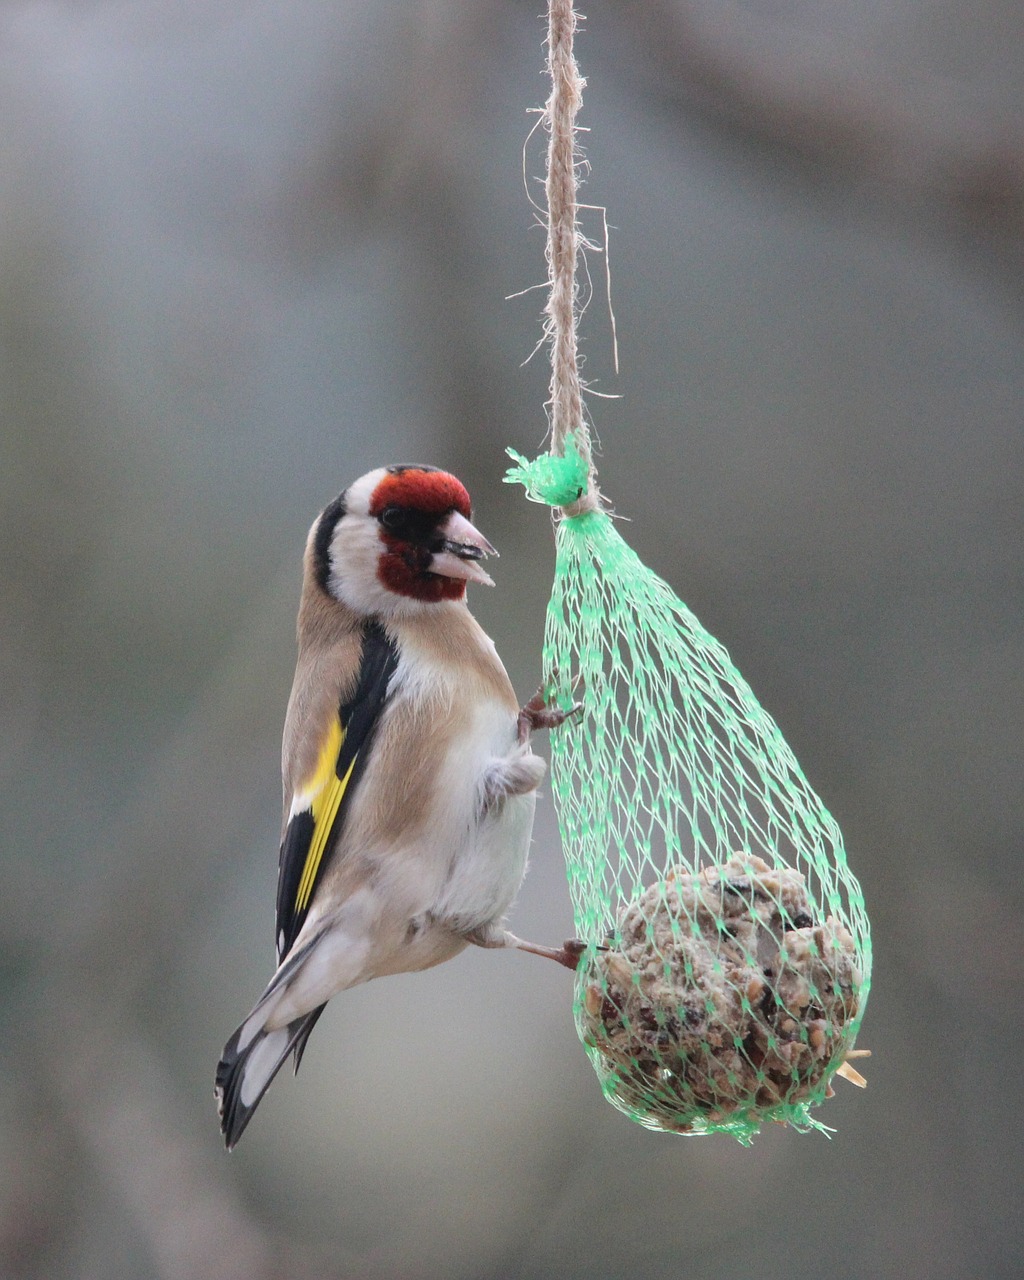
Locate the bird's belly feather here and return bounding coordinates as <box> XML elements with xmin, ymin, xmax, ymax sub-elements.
<box><xmin>429</xmin><ymin>788</ymin><xmax>536</xmax><ymax>930</ymax></box>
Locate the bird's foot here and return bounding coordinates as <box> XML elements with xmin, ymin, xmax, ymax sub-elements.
<box><xmin>547</xmin><ymin>938</ymin><xmax>590</xmax><ymax>970</ymax></box>
<box><xmin>517</xmin><ymin>681</ymin><xmax>584</xmax><ymax>744</ymax></box>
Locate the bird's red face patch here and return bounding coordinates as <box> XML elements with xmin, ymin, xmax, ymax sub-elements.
<box><xmin>368</xmin><ymin>469</ymin><xmax>472</xmax><ymax>521</ymax></box>
<box><xmin>369</xmin><ymin>468</ymin><xmax>474</xmax><ymax>602</ymax></box>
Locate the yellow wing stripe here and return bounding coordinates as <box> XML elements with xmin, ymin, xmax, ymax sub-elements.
<box><xmin>294</xmin><ymin>719</ymin><xmax>357</xmax><ymax>914</ymax></box>
<box><xmin>295</xmin><ymin>754</ymin><xmax>357</xmax><ymax>912</ymax></box>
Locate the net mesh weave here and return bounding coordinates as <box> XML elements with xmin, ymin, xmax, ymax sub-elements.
<box><xmin>507</xmin><ymin>444</ymin><xmax>872</xmax><ymax>1142</ymax></box>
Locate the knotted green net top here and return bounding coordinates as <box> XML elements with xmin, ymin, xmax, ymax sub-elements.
<box><xmin>507</xmin><ymin>442</ymin><xmax>872</xmax><ymax>1142</ymax></box>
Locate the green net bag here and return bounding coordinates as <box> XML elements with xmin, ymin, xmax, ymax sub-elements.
<box><xmin>507</xmin><ymin>441</ymin><xmax>872</xmax><ymax>1141</ymax></box>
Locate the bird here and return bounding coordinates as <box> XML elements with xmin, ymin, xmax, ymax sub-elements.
<box><xmin>215</xmin><ymin>464</ymin><xmax>581</xmax><ymax>1149</ymax></box>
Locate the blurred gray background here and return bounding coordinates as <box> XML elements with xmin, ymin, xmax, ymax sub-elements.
<box><xmin>2</xmin><ymin>2</ymin><xmax>1022</xmax><ymax>1278</ymax></box>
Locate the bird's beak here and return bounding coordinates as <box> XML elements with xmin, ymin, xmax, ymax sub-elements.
<box><xmin>430</xmin><ymin>510</ymin><xmax>498</xmax><ymax>587</ymax></box>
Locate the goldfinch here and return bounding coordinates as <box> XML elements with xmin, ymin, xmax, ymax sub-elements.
<box><xmin>216</xmin><ymin>465</ymin><xmax>579</xmax><ymax>1149</ymax></box>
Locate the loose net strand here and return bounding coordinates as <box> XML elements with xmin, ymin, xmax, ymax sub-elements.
<box><xmin>506</xmin><ymin>0</ymin><xmax>871</xmax><ymax>1141</ymax></box>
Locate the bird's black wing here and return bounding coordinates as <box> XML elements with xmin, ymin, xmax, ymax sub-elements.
<box><xmin>275</xmin><ymin>620</ymin><xmax>399</xmax><ymax>962</ymax></box>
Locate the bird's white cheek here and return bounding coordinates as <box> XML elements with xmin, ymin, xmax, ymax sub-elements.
<box><xmin>328</xmin><ymin>519</ymin><xmax>390</xmax><ymax>615</ymax></box>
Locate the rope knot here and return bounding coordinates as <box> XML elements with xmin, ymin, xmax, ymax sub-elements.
<box><xmin>505</xmin><ymin>434</ymin><xmax>591</xmax><ymax>508</ymax></box>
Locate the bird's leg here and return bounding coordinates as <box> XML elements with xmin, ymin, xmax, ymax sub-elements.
<box><xmin>517</xmin><ymin>681</ymin><xmax>584</xmax><ymax>744</ymax></box>
<box><xmin>466</xmin><ymin>926</ymin><xmax>590</xmax><ymax>971</ymax></box>
<box><xmin>481</xmin><ymin>751</ymin><xmax>547</xmax><ymax>808</ymax></box>
<box><xmin>510</xmin><ymin>934</ymin><xmax>590</xmax><ymax>970</ymax></box>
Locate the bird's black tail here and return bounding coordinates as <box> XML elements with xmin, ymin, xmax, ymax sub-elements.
<box><xmin>215</xmin><ymin>1003</ymin><xmax>326</xmax><ymax>1150</ymax></box>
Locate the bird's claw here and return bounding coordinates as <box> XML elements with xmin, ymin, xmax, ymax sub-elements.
<box><xmin>517</xmin><ymin>681</ymin><xmax>584</xmax><ymax>743</ymax></box>
<box><xmin>555</xmin><ymin>938</ymin><xmax>590</xmax><ymax>970</ymax></box>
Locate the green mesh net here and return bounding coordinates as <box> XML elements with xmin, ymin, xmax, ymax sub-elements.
<box><xmin>507</xmin><ymin>442</ymin><xmax>872</xmax><ymax>1142</ymax></box>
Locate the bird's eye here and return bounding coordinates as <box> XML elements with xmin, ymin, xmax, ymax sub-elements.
<box><xmin>379</xmin><ymin>506</ymin><xmax>404</xmax><ymax>531</ymax></box>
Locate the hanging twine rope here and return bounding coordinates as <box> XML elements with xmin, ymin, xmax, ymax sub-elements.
<box><xmin>544</xmin><ymin>3</ymin><xmax>585</xmax><ymax>453</ymax></box>
<box><xmin>531</xmin><ymin>0</ymin><xmax>601</xmax><ymax>518</ymax></box>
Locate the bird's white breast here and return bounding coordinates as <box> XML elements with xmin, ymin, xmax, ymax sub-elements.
<box><xmin>379</xmin><ymin>620</ymin><xmax>537</xmax><ymax>931</ymax></box>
